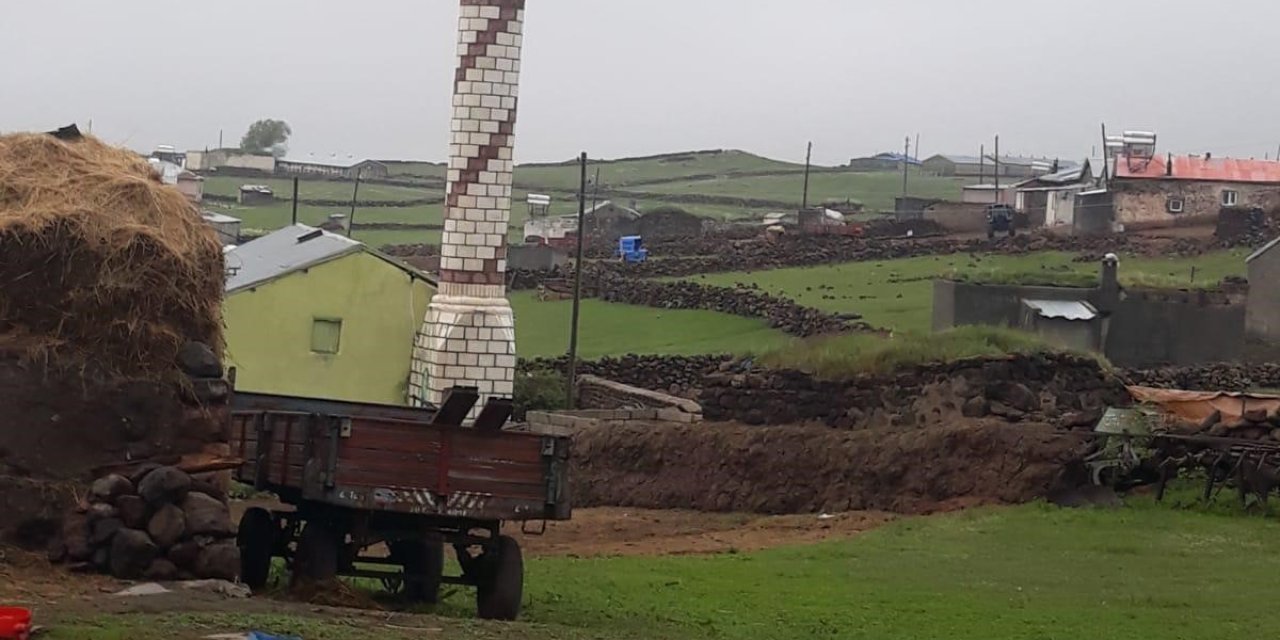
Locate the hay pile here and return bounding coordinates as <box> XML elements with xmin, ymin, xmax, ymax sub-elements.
<box><xmin>0</xmin><ymin>132</ymin><xmax>224</xmax><ymax>378</ymax></box>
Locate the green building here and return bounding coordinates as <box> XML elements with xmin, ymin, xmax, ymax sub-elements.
<box><xmin>222</xmin><ymin>225</ymin><xmax>435</xmax><ymax>405</ymax></box>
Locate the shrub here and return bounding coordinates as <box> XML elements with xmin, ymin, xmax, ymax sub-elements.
<box><xmin>514</xmin><ymin>369</ymin><xmax>569</xmax><ymax>419</ymax></box>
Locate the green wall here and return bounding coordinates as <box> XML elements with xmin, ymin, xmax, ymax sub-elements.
<box><xmin>223</xmin><ymin>252</ymin><xmax>434</xmax><ymax>405</ymax></box>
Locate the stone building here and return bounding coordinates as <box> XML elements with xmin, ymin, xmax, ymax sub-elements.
<box><xmin>1110</xmin><ymin>154</ymin><xmax>1280</xmax><ymax>230</ymax></box>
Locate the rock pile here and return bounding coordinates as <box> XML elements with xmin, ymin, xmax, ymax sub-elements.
<box><xmin>51</xmin><ymin>466</ymin><xmax>239</xmax><ymax>582</ymax></box>
<box><xmin>522</xmin><ymin>354</ymin><xmax>731</xmax><ymax>398</ymax></box>
<box><xmin>595</xmin><ymin>271</ymin><xmax>867</xmax><ymax>336</ymax></box>
<box><xmin>1123</xmin><ymin>363</ymin><xmax>1280</xmax><ymax>392</ymax></box>
<box><xmin>700</xmin><ymin>353</ymin><xmax>1130</xmax><ymax>429</ymax></box>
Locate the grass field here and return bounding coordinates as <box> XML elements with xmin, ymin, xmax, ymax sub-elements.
<box><xmin>691</xmin><ymin>250</ymin><xmax>1250</xmax><ymax>334</ymax></box>
<box><xmin>205</xmin><ymin>151</ymin><xmax>960</xmax><ymax>243</ymax></box>
<box><xmin>510</xmin><ymin>291</ymin><xmax>791</xmax><ymax>359</ymax></box>
<box><xmin>53</xmin><ymin>499</ymin><xmax>1280</xmax><ymax>640</ymax></box>
<box><xmin>641</xmin><ymin>168</ymin><xmax>968</xmax><ymax>212</ymax></box>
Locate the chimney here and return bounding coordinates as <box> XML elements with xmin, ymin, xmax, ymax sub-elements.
<box><xmin>1166</xmin><ymin>153</ymin><xmax>1173</xmax><ymax>177</ymax></box>
<box><xmin>1098</xmin><ymin>253</ymin><xmax>1120</xmax><ymax>313</ymax></box>
<box><xmin>1205</xmin><ymin>152</ymin><xmax>1212</xmax><ymax>161</ymax></box>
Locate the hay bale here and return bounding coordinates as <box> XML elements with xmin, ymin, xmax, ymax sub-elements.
<box><xmin>0</xmin><ymin>132</ymin><xmax>223</xmax><ymax>379</ymax></box>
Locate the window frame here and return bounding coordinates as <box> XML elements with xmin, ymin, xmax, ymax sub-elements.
<box><xmin>1166</xmin><ymin>196</ymin><xmax>1185</xmax><ymax>214</ymax></box>
<box><xmin>310</xmin><ymin>317</ymin><xmax>343</xmax><ymax>355</ymax></box>
<box><xmin>1222</xmin><ymin>190</ymin><xmax>1239</xmax><ymax>207</ymax></box>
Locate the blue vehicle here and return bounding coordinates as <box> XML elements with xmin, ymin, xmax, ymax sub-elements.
<box><xmin>617</xmin><ymin>235</ymin><xmax>648</xmax><ymax>263</ymax></box>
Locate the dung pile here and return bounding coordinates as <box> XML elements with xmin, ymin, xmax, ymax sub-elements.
<box><xmin>0</xmin><ymin>130</ymin><xmax>224</xmax><ymax>378</ymax></box>
<box><xmin>51</xmin><ymin>465</ymin><xmax>239</xmax><ymax>581</ymax></box>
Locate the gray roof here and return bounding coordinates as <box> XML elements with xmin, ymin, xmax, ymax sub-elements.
<box><xmin>1247</xmin><ymin>236</ymin><xmax>1280</xmax><ymax>263</ymax></box>
<box><xmin>1023</xmin><ymin>299</ymin><xmax>1098</xmax><ymax>321</ymax></box>
<box><xmin>928</xmin><ymin>154</ymin><xmax>984</xmax><ymax>165</ymax></box>
<box><xmin>224</xmin><ymin>224</ymin><xmax>365</xmax><ymax>293</ymax></box>
<box><xmin>202</xmin><ymin>211</ymin><xmax>242</xmax><ymax>225</ymax></box>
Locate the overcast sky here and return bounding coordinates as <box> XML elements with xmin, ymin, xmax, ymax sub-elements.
<box><xmin>5</xmin><ymin>0</ymin><xmax>1280</xmax><ymax>165</ymax></box>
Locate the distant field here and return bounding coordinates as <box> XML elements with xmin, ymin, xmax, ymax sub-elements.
<box><xmin>203</xmin><ymin>176</ymin><xmax>431</xmax><ymax>203</ymax></box>
<box><xmin>513</xmin><ymin>150</ymin><xmax>804</xmax><ymax>192</ymax></box>
<box><xmin>690</xmin><ymin>250</ymin><xmax>1249</xmax><ymax>334</ymax></box>
<box><xmin>641</xmin><ymin>168</ymin><xmax>968</xmax><ymax>212</ymax></box>
<box><xmin>510</xmin><ymin>291</ymin><xmax>791</xmax><ymax>359</ymax></box>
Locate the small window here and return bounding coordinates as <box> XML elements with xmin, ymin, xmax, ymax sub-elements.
<box><xmin>1166</xmin><ymin>197</ymin><xmax>1185</xmax><ymax>214</ymax></box>
<box><xmin>1223</xmin><ymin>190</ymin><xmax>1239</xmax><ymax>207</ymax></box>
<box><xmin>310</xmin><ymin>318</ymin><xmax>342</xmax><ymax>354</ymax></box>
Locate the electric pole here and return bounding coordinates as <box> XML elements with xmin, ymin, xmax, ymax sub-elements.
<box><xmin>802</xmin><ymin>142</ymin><xmax>813</xmax><ymax>209</ymax></box>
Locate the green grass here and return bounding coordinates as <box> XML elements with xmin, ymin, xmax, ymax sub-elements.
<box><xmin>690</xmin><ymin>251</ymin><xmax>1249</xmax><ymax>334</ymax></box>
<box><xmin>46</xmin><ymin>612</ymin><xmax>583</xmax><ymax>640</ymax></box>
<box><xmin>510</xmin><ymin>291</ymin><xmax>791</xmax><ymax>359</ymax></box>
<box><xmin>512</xmin><ymin>150</ymin><xmax>803</xmax><ymax>192</ymax></box>
<box><xmin>758</xmin><ymin>326</ymin><xmax>1062</xmax><ymax>379</ymax></box>
<box><xmin>641</xmin><ymin>169</ymin><xmax>969</xmax><ymax>212</ymax></box>
<box><xmin>204</xmin><ymin>176</ymin><xmax>433</xmax><ymax>202</ymax></box>
<box><xmin>497</xmin><ymin>502</ymin><xmax>1280</xmax><ymax>639</ymax></box>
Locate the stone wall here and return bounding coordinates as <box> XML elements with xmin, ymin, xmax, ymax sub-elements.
<box><xmin>923</xmin><ymin>201</ymin><xmax>989</xmax><ymax>233</ymax></box>
<box><xmin>576</xmin><ymin>375</ymin><xmax>702</xmax><ymax>421</ymax></box>
<box><xmin>1124</xmin><ymin>362</ymin><xmax>1280</xmax><ymax>392</ymax></box>
<box><xmin>1104</xmin><ymin>288</ymin><xmax>1246</xmax><ymax>368</ymax></box>
<box><xmin>699</xmin><ymin>353</ymin><xmax>1129</xmax><ymax>429</ymax></box>
<box><xmin>521</xmin><ymin>354</ymin><xmax>729</xmax><ymax>399</ymax></box>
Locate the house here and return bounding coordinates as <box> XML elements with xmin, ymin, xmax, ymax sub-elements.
<box><xmin>923</xmin><ymin>153</ymin><xmax>1069</xmax><ymax>178</ymax></box>
<box><xmin>1014</xmin><ymin>159</ymin><xmax>1106</xmax><ymax>229</ymax></box>
<box><xmin>149</xmin><ymin>158</ymin><xmax>205</xmax><ymax>203</ymax></box>
<box><xmin>637</xmin><ymin>207</ymin><xmax>705</xmax><ymax>240</ymax></box>
<box><xmin>201</xmin><ymin>211</ymin><xmax>242</xmax><ymax>246</ymax></box>
<box><xmin>507</xmin><ymin>243</ymin><xmax>571</xmax><ymax>271</ymax></box>
<box><xmin>1247</xmin><ymin>237</ymin><xmax>1280</xmax><ymax>344</ymax></box>
<box><xmin>848</xmin><ymin>152</ymin><xmax>920</xmax><ymax>172</ymax></box>
<box><xmin>222</xmin><ymin>224</ymin><xmax>436</xmax><ymax>405</ymax></box>
<box><xmin>185</xmin><ymin>149</ymin><xmax>277</xmax><ymax>173</ymax></box>
<box><xmin>1111</xmin><ymin>154</ymin><xmax>1280</xmax><ymax>230</ymax></box>
<box><xmin>579</xmin><ymin>201</ymin><xmax>642</xmax><ymax>240</ymax></box>
<box><xmin>239</xmin><ymin>185</ymin><xmax>275</xmax><ymax>206</ymax></box>
<box><xmin>961</xmin><ymin>183</ymin><xmax>1019</xmax><ymax>205</ymax></box>
<box><xmin>276</xmin><ymin>155</ymin><xmax>389</xmax><ymax>180</ymax></box>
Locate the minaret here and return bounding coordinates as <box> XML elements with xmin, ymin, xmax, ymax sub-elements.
<box><xmin>410</xmin><ymin>0</ymin><xmax>525</xmax><ymax>410</ymax></box>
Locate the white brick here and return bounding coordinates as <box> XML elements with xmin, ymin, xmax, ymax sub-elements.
<box><xmin>485</xmin><ymin>367</ymin><xmax>508</xmax><ymax>379</ymax></box>
<box><xmin>445</xmin><ymin>365</ymin><xmax>465</xmax><ymax>379</ymax></box>
<box><xmin>464</xmin><ymin>328</ymin><xmax>479</xmax><ymax>340</ymax></box>
<box><xmin>442</xmin><ymin>244</ymin><xmax>457</xmax><ymax>258</ymax></box>
<box><xmin>477</xmin><ymin>380</ymin><xmax>495</xmax><ymax>394</ymax></box>
<box><xmin>441</xmin><ymin>257</ymin><xmax>463</xmax><ymax>270</ymax></box>
<box><xmin>479</xmin><ymin>120</ymin><xmax>500</xmax><ymax>134</ymax></box>
<box><xmin>478</xmin><ymin>5</ymin><xmax>500</xmax><ymax>18</ymax></box>
<box><xmin>503</xmin><ymin>71</ymin><xmax>519</xmax><ymax>85</ymax></box>
<box><xmin>495</xmin><ymin>355</ymin><xmax>517</xmax><ymax>368</ymax></box>
<box><xmin>476</xmin><ymin>196</ymin><xmax>497</xmax><ymax>209</ymax></box>
<box><xmin>446</xmin><ymin>339</ymin><xmax>466</xmax><ymax>353</ymax></box>
<box><xmin>465</xmin><ymin>209</ymin><xmax>485</xmax><ymax>221</ymax></box>
<box><xmin>497</xmin><ymin>259</ymin><xmax>508</xmax><ymax>271</ymax></box>
<box><xmin>457</xmin><ymin>220</ymin><xmax>476</xmax><ymax>233</ymax></box>
<box><xmin>467</xmin><ymin>341</ymin><xmax>487</xmax><ymax>354</ymax></box>
<box><xmin>496</xmin><ymin>32</ymin><xmax>515</xmax><ymax>46</ymax></box>
<box><xmin>494</xmin><ymin>381</ymin><xmax>514</xmax><ymax>395</ymax></box>
<box><xmin>460</xmin><ymin>5</ymin><xmax>480</xmax><ymax>18</ymax></box>
<box><xmin>470</xmin><ymin>132</ymin><xmax>491</xmax><ymax>146</ymax></box>
<box><xmin>462</xmin><ymin>94</ymin><xmax>482</xmax><ymax>107</ymax></box>
<box><xmin>487</xmin><ymin>342</ymin><xmax>506</xmax><ymax>355</ymax></box>
<box><xmin>466</xmin><ymin>67</ymin><xmax>484</xmax><ymax>81</ymax></box>
<box><xmin>483</xmin><ymin>69</ymin><xmax>505</xmax><ymax>83</ymax></box>
<box><xmin>461</xmin><ymin>119</ymin><xmax>480</xmax><ymax>133</ymax></box>
<box><xmin>495</xmin><ymin>58</ymin><xmax>514</xmax><ymax>72</ymax></box>
<box><xmin>476</xmin><ymin>246</ymin><xmax>495</xmax><ymax>259</ymax></box>
<box><xmin>479</xmin><ymin>171</ymin><xmax>497</xmax><ymax>184</ymax></box>
<box><xmin>457</xmin><ymin>245</ymin><xmax>477</xmax><ymax>258</ymax></box>
<box><xmin>500</xmin><ymin>97</ymin><xmax>517</xmax><ymax>110</ymax></box>
<box><xmin>480</xmin><ymin>95</ymin><xmax>501</xmax><ymax>108</ymax></box>
<box><xmin>458</xmin><ymin>353</ymin><xmax>479</xmax><ymax>366</ymax></box>
<box><xmin>463</xmin><ymin>258</ymin><xmax>483</xmax><ymax>271</ymax></box>
<box><xmin>485</xmin><ymin>210</ymin><xmax>505</xmax><ymax>222</ymax></box>
<box><xmin>473</xmin><ymin>82</ymin><xmax>493</xmax><ymax>95</ymax></box>
<box><xmin>442</xmin><ymin>352</ymin><xmax>459</xmax><ymax>366</ymax></box>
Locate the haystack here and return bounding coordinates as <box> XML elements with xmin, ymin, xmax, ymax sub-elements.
<box><xmin>0</xmin><ymin>131</ymin><xmax>224</xmax><ymax>379</ymax></box>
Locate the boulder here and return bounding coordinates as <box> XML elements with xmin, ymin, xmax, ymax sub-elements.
<box><xmin>147</xmin><ymin>504</ymin><xmax>187</xmax><ymax>549</ymax></box>
<box><xmin>90</xmin><ymin>474</ymin><xmax>135</xmax><ymax>504</ymax></box>
<box><xmin>167</xmin><ymin>540</ymin><xmax>202</xmax><ymax>569</ymax></box>
<box><xmin>62</xmin><ymin>513</ymin><xmax>92</xmax><ymax>562</ymax></box>
<box><xmin>110</xmin><ymin>528</ymin><xmax>159</xmax><ymax>579</ymax></box>
<box><xmin>181</xmin><ymin>492</ymin><xmax>233</xmax><ymax>537</ymax></box>
<box><xmin>128</xmin><ymin>463</ymin><xmax>163</xmax><ymax>486</ymax></box>
<box><xmin>87</xmin><ymin>502</ymin><xmax>119</xmax><ymax>523</ymax></box>
<box><xmin>90</xmin><ymin>518</ymin><xmax>124</xmax><ymax>547</ymax></box>
<box><xmin>194</xmin><ymin>540</ymin><xmax>241</xmax><ymax>581</ymax></box>
<box><xmin>961</xmin><ymin>396</ymin><xmax>989</xmax><ymax>418</ymax></box>
<box><xmin>144</xmin><ymin>558</ymin><xmax>180</xmax><ymax>581</ymax></box>
<box><xmin>116</xmin><ymin>495</ymin><xmax>149</xmax><ymax>530</ymax></box>
<box><xmin>138</xmin><ymin>467</ymin><xmax>192</xmax><ymax>506</ymax></box>
<box><xmin>178</xmin><ymin>341</ymin><xmax>223</xmax><ymax>378</ymax></box>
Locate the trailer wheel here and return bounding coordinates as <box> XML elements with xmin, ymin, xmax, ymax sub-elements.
<box><xmin>237</xmin><ymin>507</ymin><xmax>275</xmax><ymax>589</ymax></box>
<box><xmin>390</xmin><ymin>537</ymin><xmax>444</xmax><ymax>604</ymax></box>
<box><xmin>294</xmin><ymin>521</ymin><xmax>339</xmax><ymax>583</ymax></box>
<box><xmin>476</xmin><ymin>535</ymin><xmax>523</xmax><ymax>621</ymax></box>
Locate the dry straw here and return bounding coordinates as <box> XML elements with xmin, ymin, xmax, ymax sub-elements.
<box><xmin>0</xmin><ymin>133</ymin><xmax>224</xmax><ymax>379</ymax></box>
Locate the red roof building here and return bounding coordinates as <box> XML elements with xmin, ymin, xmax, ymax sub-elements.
<box><xmin>1115</xmin><ymin>155</ymin><xmax>1280</xmax><ymax>183</ymax></box>
<box><xmin>1110</xmin><ymin>154</ymin><xmax>1280</xmax><ymax>230</ymax></box>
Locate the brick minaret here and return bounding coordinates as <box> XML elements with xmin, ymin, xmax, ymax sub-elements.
<box><xmin>410</xmin><ymin>0</ymin><xmax>525</xmax><ymax>410</ymax></box>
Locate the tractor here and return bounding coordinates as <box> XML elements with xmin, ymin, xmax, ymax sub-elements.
<box><xmin>986</xmin><ymin>204</ymin><xmax>1017</xmax><ymax>239</ymax></box>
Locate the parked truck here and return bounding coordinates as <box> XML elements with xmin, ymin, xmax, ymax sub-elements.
<box><xmin>229</xmin><ymin>386</ymin><xmax>571</xmax><ymax>621</ymax></box>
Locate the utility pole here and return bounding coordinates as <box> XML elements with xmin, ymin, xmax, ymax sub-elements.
<box><xmin>902</xmin><ymin>135</ymin><xmax>911</xmax><ymax>200</ymax></box>
<box><xmin>291</xmin><ymin>177</ymin><xmax>299</xmax><ymax>225</ymax></box>
<box><xmin>589</xmin><ymin>167</ymin><xmax>601</xmax><ymax>237</ymax></box>
<box><xmin>994</xmin><ymin>135</ymin><xmax>1001</xmax><ymax>205</ymax></box>
<box><xmin>219</xmin><ymin>129</ymin><xmax>224</xmax><ymax>149</ymax></box>
<box><xmin>567</xmin><ymin>152</ymin><xmax>588</xmax><ymax>409</ymax></box>
<box><xmin>914</xmin><ymin>133</ymin><xmax>920</xmax><ymax>163</ymax></box>
<box><xmin>802</xmin><ymin>142</ymin><xmax>813</xmax><ymax>209</ymax></box>
<box><xmin>979</xmin><ymin>144</ymin><xmax>985</xmax><ymax>184</ymax></box>
<box><xmin>346</xmin><ymin>168</ymin><xmax>363</xmax><ymax>238</ymax></box>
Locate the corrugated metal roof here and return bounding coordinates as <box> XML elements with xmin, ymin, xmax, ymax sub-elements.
<box><xmin>224</xmin><ymin>224</ymin><xmax>363</xmax><ymax>293</ymax></box>
<box><xmin>201</xmin><ymin>211</ymin><xmax>241</xmax><ymax>225</ymax></box>
<box><xmin>1023</xmin><ymin>299</ymin><xmax>1098</xmax><ymax>321</ymax></box>
<box><xmin>1115</xmin><ymin>155</ymin><xmax>1280</xmax><ymax>183</ymax></box>
<box><xmin>1247</xmin><ymin>236</ymin><xmax>1280</xmax><ymax>263</ymax></box>
<box><xmin>278</xmin><ymin>155</ymin><xmax>382</xmax><ymax>169</ymax></box>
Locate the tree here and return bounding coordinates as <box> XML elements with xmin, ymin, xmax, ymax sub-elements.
<box><xmin>240</xmin><ymin>119</ymin><xmax>292</xmax><ymax>155</ymax></box>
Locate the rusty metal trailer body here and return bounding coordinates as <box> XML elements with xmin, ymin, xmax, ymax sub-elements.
<box><xmin>228</xmin><ymin>388</ymin><xmax>570</xmax><ymax>620</ymax></box>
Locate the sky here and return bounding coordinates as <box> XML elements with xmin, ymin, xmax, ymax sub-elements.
<box><xmin>5</xmin><ymin>0</ymin><xmax>1280</xmax><ymax>166</ymax></box>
